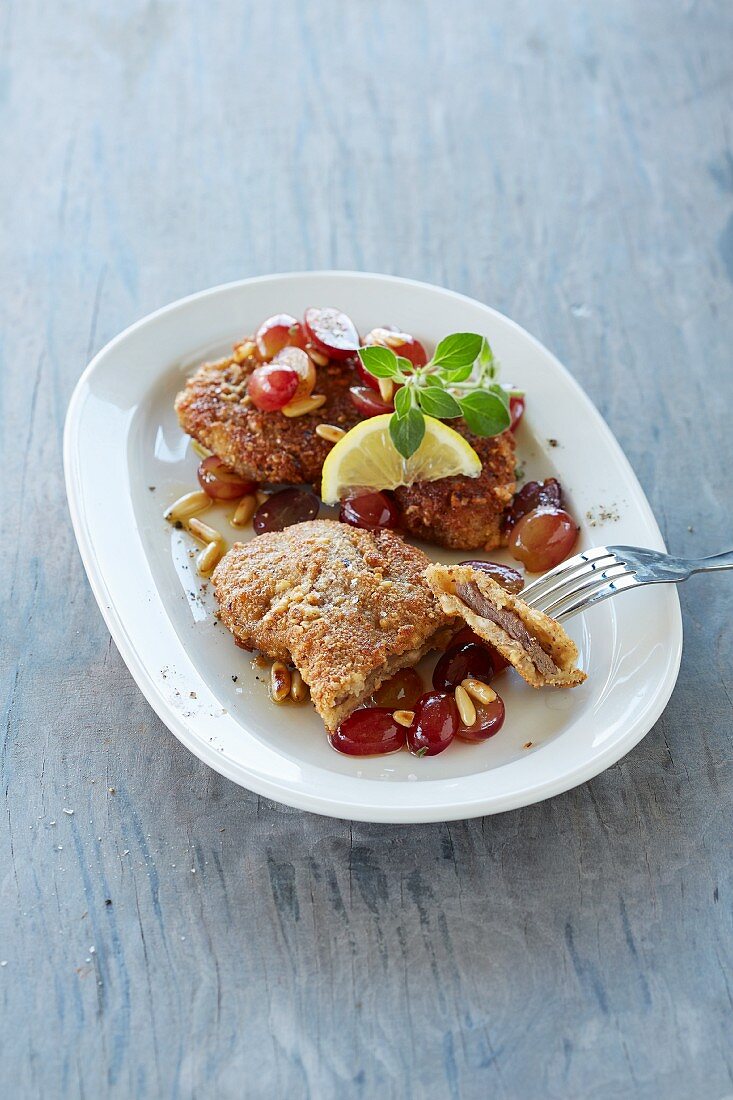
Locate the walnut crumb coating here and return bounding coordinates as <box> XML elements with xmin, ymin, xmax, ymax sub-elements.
<box><xmin>213</xmin><ymin>521</ymin><xmax>455</xmax><ymax>730</ymax></box>
<box><xmin>175</xmin><ymin>351</ymin><xmax>361</xmax><ymax>485</ymax></box>
<box><xmin>394</xmin><ymin>428</ymin><xmax>516</xmax><ymax>551</ymax></box>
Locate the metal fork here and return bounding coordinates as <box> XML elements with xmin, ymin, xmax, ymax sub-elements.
<box><xmin>520</xmin><ymin>545</ymin><xmax>733</xmax><ymax>622</ymax></box>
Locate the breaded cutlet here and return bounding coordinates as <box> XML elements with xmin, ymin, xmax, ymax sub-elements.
<box><xmin>175</xmin><ymin>350</ymin><xmax>361</xmax><ymax>485</ymax></box>
<box><xmin>395</xmin><ymin>428</ymin><xmax>516</xmax><ymax>551</ymax></box>
<box><xmin>426</xmin><ymin>563</ymin><xmax>586</xmax><ymax>689</ymax></box>
<box><xmin>213</xmin><ymin>520</ymin><xmax>455</xmax><ymax>731</ymax></box>
<box><xmin>176</xmin><ymin>347</ymin><xmax>516</xmax><ymax>545</ymax></box>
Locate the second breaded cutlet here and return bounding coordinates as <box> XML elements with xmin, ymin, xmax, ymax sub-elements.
<box><xmin>395</xmin><ymin>428</ymin><xmax>516</xmax><ymax>551</ymax></box>
<box><xmin>175</xmin><ymin>348</ymin><xmax>516</xmax><ymax>547</ymax></box>
<box><xmin>212</xmin><ymin>520</ymin><xmax>455</xmax><ymax>731</ymax></box>
<box><xmin>175</xmin><ymin>350</ymin><xmax>361</xmax><ymax>485</ymax></box>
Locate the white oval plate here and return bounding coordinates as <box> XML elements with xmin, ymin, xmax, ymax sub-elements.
<box><xmin>64</xmin><ymin>272</ymin><xmax>682</xmax><ymax>822</ymax></box>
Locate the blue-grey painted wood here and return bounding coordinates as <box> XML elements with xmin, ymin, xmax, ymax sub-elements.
<box><xmin>2</xmin><ymin>1</ymin><xmax>732</xmax><ymax>1097</ymax></box>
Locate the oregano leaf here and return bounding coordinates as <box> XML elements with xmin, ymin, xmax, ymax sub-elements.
<box><xmin>357</xmin><ymin>345</ymin><xmax>399</xmax><ymax>379</ymax></box>
<box><xmin>389</xmin><ymin>407</ymin><xmax>425</xmax><ymax>458</ymax></box>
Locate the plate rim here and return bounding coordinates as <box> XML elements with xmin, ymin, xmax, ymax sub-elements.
<box><xmin>64</xmin><ymin>270</ymin><xmax>683</xmax><ymax>822</ymax></box>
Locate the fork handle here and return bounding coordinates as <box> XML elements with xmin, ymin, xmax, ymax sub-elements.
<box><xmin>688</xmin><ymin>549</ymin><xmax>733</xmax><ymax>575</ymax></box>
<box><xmin>647</xmin><ymin>548</ymin><xmax>733</xmax><ymax>583</ymax></box>
<box><xmin>609</xmin><ymin>546</ymin><xmax>733</xmax><ymax>583</ymax></box>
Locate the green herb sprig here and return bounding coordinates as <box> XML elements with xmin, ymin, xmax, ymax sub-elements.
<box><xmin>357</xmin><ymin>333</ymin><xmax>517</xmax><ymax>458</ymax></box>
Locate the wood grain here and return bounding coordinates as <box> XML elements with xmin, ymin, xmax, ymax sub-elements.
<box><xmin>2</xmin><ymin>0</ymin><xmax>733</xmax><ymax>1096</ymax></box>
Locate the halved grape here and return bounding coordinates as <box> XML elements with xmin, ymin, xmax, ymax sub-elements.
<box><xmin>304</xmin><ymin>307</ymin><xmax>359</xmax><ymax>360</ymax></box>
<box><xmin>348</xmin><ymin>385</ymin><xmax>394</xmax><ymax>417</ymax></box>
<box><xmin>509</xmin><ymin>506</ymin><xmax>579</xmax><ymax>572</ymax></box>
<box><xmin>451</xmin><ymin>626</ymin><xmax>488</xmax><ymax>649</ymax></box>
<box><xmin>433</xmin><ymin>643</ymin><xmax>495</xmax><ymax>691</ymax></box>
<box><xmin>449</xmin><ymin>627</ymin><xmax>509</xmax><ymax>673</ymax></box>
<box><xmin>407</xmin><ymin>692</ymin><xmax>459</xmax><ymax>756</ymax></box>
<box><xmin>340</xmin><ymin>492</ymin><xmax>400</xmax><ymax>531</ymax></box>
<box><xmin>247</xmin><ymin>363</ymin><xmax>299</xmax><ymax>411</ymax></box>
<box><xmin>255</xmin><ymin>314</ymin><xmax>307</xmax><ymax>360</ymax></box>
<box><xmin>197</xmin><ymin>456</ymin><xmax>257</xmax><ymax>501</ymax></box>
<box><xmin>509</xmin><ymin>394</ymin><xmax>525</xmax><ymax>432</ymax></box>
<box><xmin>363</xmin><ymin>326</ymin><xmax>428</xmax><ymax>368</ymax></box>
<box><xmin>505</xmin><ymin>478</ymin><xmax>564</xmax><ymax>531</ymax></box>
<box><xmin>458</xmin><ymin>559</ymin><xmax>524</xmax><ymax>594</ymax></box>
<box><xmin>330</xmin><ymin>708</ymin><xmax>406</xmax><ymax>756</ymax></box>
<box><xmin>273</xmin><ymin>347</ymin><xmax>316</xmax><ymax>401</ymax></box>
<box><xmin>373</xmin><ymin>668</ymin><xmax>423</xmax><ymax>710</ymax></box>
<box><xmin>355</xmin><ymin>358</ymin><xmax>381</xmax><ymax>392</ymax></box>
<box><xmin>253</xmin><ymin>488</ymin><xmax>319</xmax><ymax>534</ymax></box>
<box><xmin>456</xmin><ymin>695</ymin><xmax>505</xmax><ymax>742</ymax></box>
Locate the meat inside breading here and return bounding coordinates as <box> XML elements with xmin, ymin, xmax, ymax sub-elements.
<box><xmin>175</xmin><ymin>350</ymin><xmax>361</xmax><ymax>485</ymax></box>
<box><xmin>425</xmin><ymin>563</ymin><xmax>586</xmax><ymax>689</ymax></box>
<box><xmin>212</xmin><ymin>521</ymin><xmax>454</xmax><ymax>730</ymax></box>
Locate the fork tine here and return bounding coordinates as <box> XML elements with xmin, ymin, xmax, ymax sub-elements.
<box><xmin>551</xmin><ymin>572</ymin><xmax>639</xmax><ymax>622</ymax></box>
<box><xmin>537</xmin><ymin>562</ymin><xmax>635</xmax><ymax>617</ymax></box>
<box><xmin>520</xmin><ymin>546</ymin><xmax>614</xmax><ymax>602</ymax></box>
<box><xmin>523</xmin><ymin>553</ymin><xmax>621</xmax><ymax>610</ymax></box>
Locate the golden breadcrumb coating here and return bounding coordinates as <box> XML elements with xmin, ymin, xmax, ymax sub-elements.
<box><xmin>394</xmin><ymin>429</ymin><xmax>516</xmax><ymax>550</ymax></box>
<box><xmin>175</xmin><ymin>349</ymin><xmax>516</xmax><ymax>544</ymax></box>
<box><xmin>175</xmin><ymin>351</ymin><xmax>361</xmax><ymax>485</ymax></box>
<box><xmin>426</xmin><ymin>563</ymin><xmax>586</xmax><ymax>688</ymax></box>
<box><xmin>213</xmin><ymin>521</ymin><xmax>455</xmax><ymax>730</ymax></box>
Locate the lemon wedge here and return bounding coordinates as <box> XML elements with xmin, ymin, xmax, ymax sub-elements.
<box><xmin>321</xmin><ymin>414</ymin><xmax>482</xmax><ymax>504</ymax></box>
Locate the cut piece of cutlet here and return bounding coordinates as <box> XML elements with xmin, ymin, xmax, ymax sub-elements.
<box><xmin>213</xmin><ymin>520</ymin><xmax>455</xmax><ymax>731</ymax></box>
<box><xmin>175</xmin><ymin>349</ymin><xmax>361</xmax><ymax>485</ymax></box>
<box><xmin>426</xmin><ymin>563</ymin><xmax>586</xmax><ymax>689</ymax></box>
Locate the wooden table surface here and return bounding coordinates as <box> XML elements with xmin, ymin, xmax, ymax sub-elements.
<box><xmin>3</xmin><ymin>2</ymin><xmax>732</xmax><ymax>1097</ymax></box>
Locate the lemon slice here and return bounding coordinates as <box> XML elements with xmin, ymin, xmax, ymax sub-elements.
<box><xmin>321</xmin><ymin>414</ymin><xmax>482</xmax><ymax>504</ymax></box>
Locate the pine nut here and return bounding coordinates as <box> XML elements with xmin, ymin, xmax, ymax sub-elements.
<box><xmin>230</xmin><ymin>494</ymin><xmax>257</xmax><ymax>528</ymax></box>
<box><xmin>454</xmin><ymin>685</ymin><xmax>476</xmax><ymax>726</ymax></box>
<box><xmin>377</xmin><ymin>377</ymin><xmax>395</xmax><ymax>403</ymax></box>
<box><xmin>461</xmin><ymin>678</ymin><xmax>497</xmax><ymax>705</ymax></box>
<box><xmin>290</xmin><ymin>670</ymin><xmax>309</xmax><ymax>702</ymax></box>
<box><xmin>232</xmin><ymin>339</ymin><xmax>256</xmax><ymax>363</ymax></box>
<box><xmin>287</xmin><ymin>355</ymin><xmax>317</xmax><ymax>402</ymax></box>
<box><xmin>256</xmin><ymin>490</ymin><xmax>269</xmax><ymax>505</ymax></box>
<box><xmin>384</xmin><ymin>333</ymin><xmax>407</xmax><ymax>349</ymax></box>
<box><xmin>188</xmin><ymin>516</ymin><xmax>223</xmax><ymax>545</ymax></box>
<box><xmin>308</xmin><ymin>346</ymin><xmax>329</xmax><ymax>367</ymax></box>
<box><xmin>191</xmin><ymin>440</ymin><xmax>212</xmax><ymax>459</ymax></box>
<box><xmin>393</xmin><ymin>710</ymin><xmax>415</xmax><ymax>727</ymax></box>
<box><xmin>240</xmin><ymin>394</ymin><xmax>252</xmax><ymax>407</ymax></box>
<box><xmin>315</xmin><ymin>423</ymin><xmax>346</xmax><ymax>443</ymax></box>
<box><xmin>197</xmin><ymin>540</ymin><xmax>223</xmax><ymax>576</ymax></box>
<box><xmin>165</xmin><ymin>490</ymin><xmax>211</xmax><ymax>523</ymax></box>
<box><xmin>270</xmin><ymin>661</ymin><xmax>291</xmax><ymax>702</ymax></box>
<box><xmin>281</xmin><ymin>393</ymin><xmax>327</xmax><ymax>417</ymax></box>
